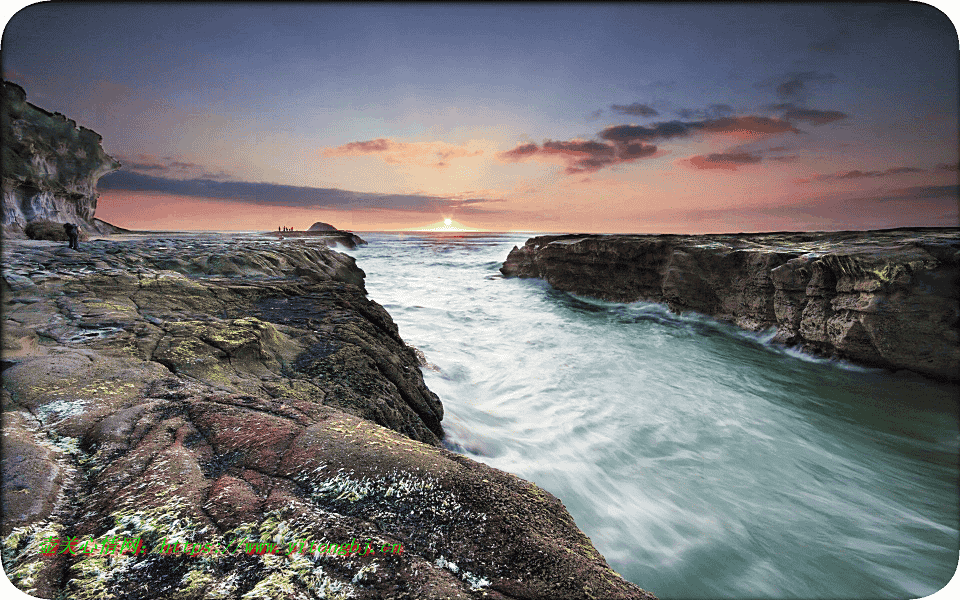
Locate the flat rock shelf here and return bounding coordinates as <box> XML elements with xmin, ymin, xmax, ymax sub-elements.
<box><xmin>1</xmin><ymin>235</ymin><xmax>654</xmax><ymax>600</ymax></box>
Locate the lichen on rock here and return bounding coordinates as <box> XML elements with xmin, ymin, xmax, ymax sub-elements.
<box><xmin>2</xmin><ymin>236</ymin><xmax>655</xmax><ymax>599</ymax></box>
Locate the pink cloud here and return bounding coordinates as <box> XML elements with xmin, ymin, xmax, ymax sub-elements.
<box><xmin>322</xmin><ymin>138</ymin><xmax>483</xmax><ymax>169</ymax></box>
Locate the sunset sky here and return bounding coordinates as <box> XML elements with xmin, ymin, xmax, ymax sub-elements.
<box><xmin>2</xmin><ymin>3</ymin><xmax>958</xmax><ymax>233</ymax></box>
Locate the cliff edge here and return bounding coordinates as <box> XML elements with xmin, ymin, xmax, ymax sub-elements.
<box><xmin>1</xmin><ymin>80</ymin><xmax>121</xmax><ymax>238</ymax></box>
<box><xmin>2</xmin><ymin>238</ymin><xmax>654</xmax><ymax>599</ymax></box>
<box><xmin>501</xmin><ymin>229</ymin><xmax>960</xmax><ymax>381</ymax></box>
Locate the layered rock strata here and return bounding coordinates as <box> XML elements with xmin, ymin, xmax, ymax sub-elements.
<box><xmin>501</xmin><ymin>229</ymin><xmax>960</xmax><ymax>381</ymax></box>
<box><xmin>2</xmin><ymin>237</ymin><xmax>653</xmax><ymax>599</ymax></box>
<box><xmin>2</xmin><ymin>80</ymin><xmax>121</xmax><ymax>238</ymax></box>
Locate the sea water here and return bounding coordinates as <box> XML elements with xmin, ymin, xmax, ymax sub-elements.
<box><xmin>343</xmin><ymin>232</ymin><xmax>959</xmax><ymax>599</ymax></box>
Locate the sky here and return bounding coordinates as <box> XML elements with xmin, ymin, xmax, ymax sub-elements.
<box><xmin>2</xmin><ymin>2</ymin><xmax>958</xmax><ymax>233</ymax></box>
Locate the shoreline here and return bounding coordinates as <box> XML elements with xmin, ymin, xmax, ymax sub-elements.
<box><xmin>1</xmin><ymin>234</ymin><xmax>654</xmax><ymax>599</ymax></box>
<box><xmin>501</xmin><ymin>227</ymin><xmax>960</xmax><ymax>381</ymax></box>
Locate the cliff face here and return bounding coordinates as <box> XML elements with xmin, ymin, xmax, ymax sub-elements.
<box><xmin>501</xmin><ymin>229</ymin><xmax>960</xmax><ymax>381</ymax></box>
<box><xmin>2</xmin><ymin>80</ymin><xmax>120</xmax><ymax>238</ymax></box>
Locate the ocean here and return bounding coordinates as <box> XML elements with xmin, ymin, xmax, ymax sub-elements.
<box><xmin>343</xmin><ymin>231</ymin><xmax>959</xmax><ymax>599</ymax></box>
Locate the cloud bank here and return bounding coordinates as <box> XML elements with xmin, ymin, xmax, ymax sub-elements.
<box><xmin>98</xmin><ymin>170</ymin><xmax>499</xmax><ymax>213</ymax></box>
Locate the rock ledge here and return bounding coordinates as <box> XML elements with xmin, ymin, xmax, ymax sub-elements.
<box><xmin>501</xmin><ymin>228</ymin><xmax>959</xmax><ymax>381</ymax></box>
<box><xmin>2</xmin><ymin>237</ymin><xmax>654</xmax><ymax>599</ymax></box>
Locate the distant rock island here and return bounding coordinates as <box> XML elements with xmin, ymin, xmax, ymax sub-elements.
<box><xmin>276</xmin><ymin>223</ymin><xmax>366</xmax><ymax>248</ymax></box>
<box><xmin>501</xmin><ymin>229</ymin><xmax>960</xmax><ymax>381</ymax></box>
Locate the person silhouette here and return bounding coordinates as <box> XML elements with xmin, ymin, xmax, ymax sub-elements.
<box><xmin>63</xmin><ymin>223</ymin><xmax>80</xmax><ymax>249</ymax></box>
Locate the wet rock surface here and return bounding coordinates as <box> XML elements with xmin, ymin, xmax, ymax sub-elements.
<box><xmin>2</xmin><ymin>235</ymin><xmax>653</xmax><ymax>599</ymax></box>
<box><xmin>501</xmin><ymin>228</ymin><xmax>960</xmax><ymax>381</ymax></box>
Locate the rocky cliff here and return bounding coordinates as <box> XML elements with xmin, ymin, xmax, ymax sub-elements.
<box><xmin>1</xmin><ymin>80</ymin><xmax>121</xmax><ymax>238</ymax></box>
<box><xmin>501</xmin><ymin>229</ymin><xmax>960</xmax><ymax>381</ymax></box>
<box><xmin>2</xmin><ymin>236</ymin><xmax>654</xmax><ymax>599</ymax></box>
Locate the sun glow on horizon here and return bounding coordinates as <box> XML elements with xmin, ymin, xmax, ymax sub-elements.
<box><xmin>408</xmin><ymin>218</ymin><xmax>480</xmax><ymax>232</ymax></box>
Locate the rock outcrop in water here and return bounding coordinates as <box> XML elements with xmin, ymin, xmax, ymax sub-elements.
<box><xmin>501</xmin><ymin>229</ymin><xmax>960</xmax><ymax>381</ymax></box>
<box><xmin>1</xmin><ymin>80</ymin><xmax>121</xmax><ymax>239</ymax></box>
<box><xmin>308</xmin><ymin>222</ymin><xmax>337</xmax><ymax>232</ymax></box>
<box><xmin>278</xmin><ymin>225</ymin><xmax>367</xmax><ymax>249</ymax></box>
<box><xmin>2</xmin><ymin>236</ymin><xmax>654</xmax><ymax>599</ymax></box>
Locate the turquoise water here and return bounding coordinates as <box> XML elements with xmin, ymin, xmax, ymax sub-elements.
<box><xmin>345</xmin><ymin>232</ymin><xmax>959</xmax><ymax>599</ymax></box>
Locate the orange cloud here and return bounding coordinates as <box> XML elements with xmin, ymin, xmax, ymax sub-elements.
<box><xmin>322</xmin><ymin>138</ymin><xmax>483</xmax><ymax>169</ymax></box>
<box><xmin>699</xmin><ymin>116</ymin><xmax>801</xmax><ymax>138</ymax></box>
<box><xmin>683</xmin><ymin>151</ymin><xmax>763</xmax><ymax>171</ymax></box>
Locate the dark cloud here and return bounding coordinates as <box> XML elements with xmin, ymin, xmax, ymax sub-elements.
<box><xmin>770</xmin><ymin>103</ymin><xmax>848</xmax><ymax>125</ymax></box>
<box><xmin>503</xmin><ymin>111</ymin><xmax>801</xmax><ymax>175</ymax></box>
<box><xmin>935</xmin><ymin>162</ymin><xmax>958</xmax><ymax>171</ymax></box>
<box><xmin>873</xmin><ymin>184</ymin><xmax>959</xmax><ymax>202</ymax></box>
<box><xmin>97</xmin><ymin>170</ymin><xmax>500</xmax><ymax>213</ymax></box>
<box><xmin>609</xmin><ymin>103</ymin><xmax>659</xmax><ymax>117</ymax></box>
<box><xmin>542</xmin><ymin>140</ymin><xmax>616</xmax><ymax>157</ymax></box>
<box><xmin>699</xmin><ymin>116</ymin><xmax>801</xmax><ymax>135</ymax></box>
<box><xmin>599</xmin><ymin>115</ymin><xmax>800</xmax><ymax>143</ymax></box>
<box><xmin>756</xmin><ymin>71</ymin><xmax>837</xmax><ymax>103</ymax></box>
<box><xmin>675</xmin><ymin>104</ymin><xmax>733</xmax><ymax>120</ymax></box>
<box><xmin>796</xmin><ymin>166</ymin><xmax>927</xmax><ymax>183</ymax></box>
<box><xmin>599</xmin><ymin>121</ymin><xmax>693</xmax><ymax>143</ymax></box>
<box><xmin>884</xmin><ymin>166</ymin><xmax>925</xmax><ymax>175</ymax></box>
<box><xmin>497</xmin><ymin>137</ymin><xmax>657</xmax><ymax>174</ymax></box>
<box><xmin>498</xmin><ymin>142</ymin><xmax>540</xmax><ymax>160</ymax></box>
<box><xmin>116</xmin><ymin>155</ymin><xmax>231</xmax><ymax>180</ymax></box>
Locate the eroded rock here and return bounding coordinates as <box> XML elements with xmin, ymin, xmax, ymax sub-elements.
<box><xmin>501</xmin><ymin>229</ymin><xmax>960</xmax><ymax>381</ymax></box>
<box><xmin>2</xmin><ymin>236</ymin><xmax>653</xmax><ymax>599</ymax></box>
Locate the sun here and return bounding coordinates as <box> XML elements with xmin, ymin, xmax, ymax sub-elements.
<box><xmin>444</xmin><ymin>218</ymin><xmax>452</xmax><ymax>226</ymax></box>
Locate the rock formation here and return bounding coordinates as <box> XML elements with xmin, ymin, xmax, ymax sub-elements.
<box><xmin>501</xmin><ymin>229</ymin><xmax>960</xmax><ymax>381</ymax></box>
<box><xmin>2</xmin><ymin>237</ymin><xmax>654</xmax><ymax>599</ymax></box>
<box><xmin>1</xmin><ymin>80</ymin><xmax>121</xmax><ymax>238</ymax></box>
<box><xmin>308</xmin><ymin>222</ymin><xmax>337</xmax><ymax>232</ymax></box>
<box><xmin>275</xmin><ymin>226</ymin><xmax>367</xmax><ymax>249</ymax></box>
